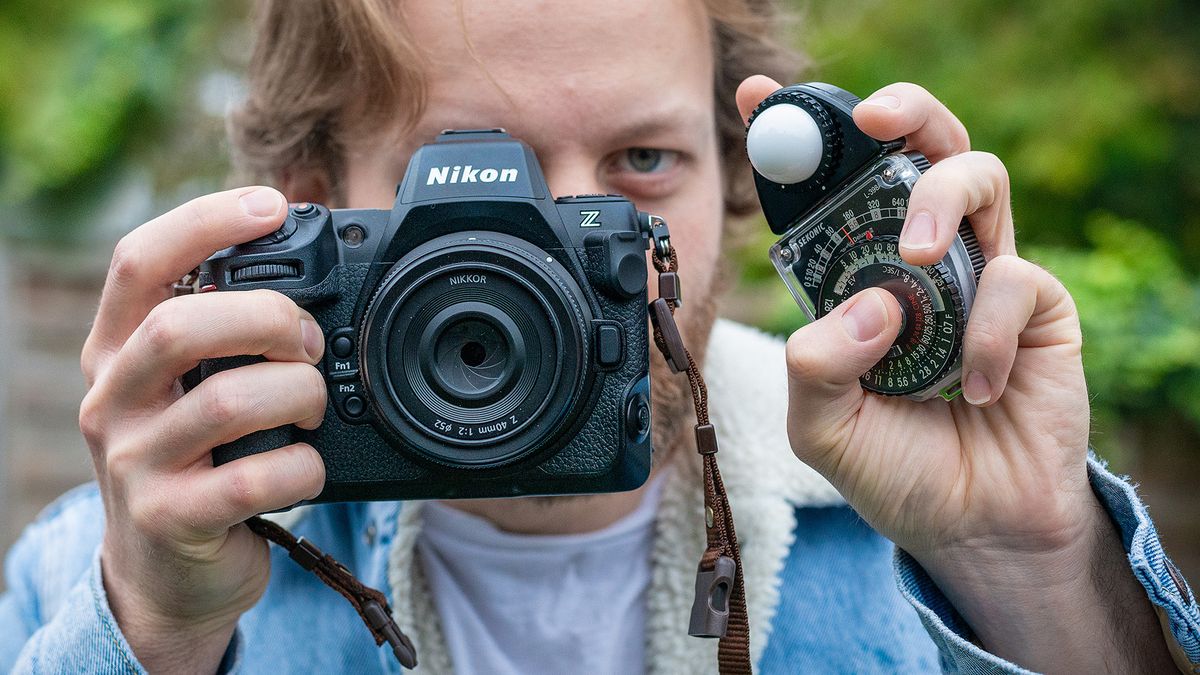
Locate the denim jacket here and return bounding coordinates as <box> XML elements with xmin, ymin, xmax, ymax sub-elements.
<box><xmin>3</xmin><ymin>320</ymin><xmax>1198</xmax><ymax>673</ymax></box>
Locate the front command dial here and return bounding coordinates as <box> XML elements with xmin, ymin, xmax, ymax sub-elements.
<box><xmin>817</xmin><ymin>236</ymin><xmax>964</xmax><ymax>396</ymax></box>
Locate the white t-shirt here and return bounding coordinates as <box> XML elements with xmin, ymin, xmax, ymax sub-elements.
<box><xmin>415</xmin><ymin>475</ymin><xmax>666</xmax><ymax>675</ymax></box>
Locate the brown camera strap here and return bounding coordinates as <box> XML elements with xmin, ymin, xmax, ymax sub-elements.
<box><xmin>233</xmin><ymin>214</ymin><xmax>752</xmax><ymax>674</ymax></box>
<box><xmin>646</xmin><ymin>221</ymin><xmax>752</xmax><ymax>675</ymax></box>
<box><xmin>244</xmin><ymin>515</ymin><xmax>419</xmax><ymax>669</ymax></box>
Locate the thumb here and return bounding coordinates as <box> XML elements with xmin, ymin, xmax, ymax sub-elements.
<box><xmin>785</xmin><ymin>288</ymin><xmax>903</xmax><ymax>467</ymax></box>
<box><xmin>736</xmin><ymin>74</ymin><xmax>785</xmax><ymax>123</ymax></box>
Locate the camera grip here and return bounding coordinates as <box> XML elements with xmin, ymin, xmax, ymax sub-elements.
<box><xmin>187</xmin><ymin>355</ymin><xmax>306</xmax><ymax>467</ymax></box>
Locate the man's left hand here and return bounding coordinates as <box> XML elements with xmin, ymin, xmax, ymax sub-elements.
<box><xmin>736</xmin><ymin>75</ymin><xmax>1175</xmax><ymax>672</ymax></box>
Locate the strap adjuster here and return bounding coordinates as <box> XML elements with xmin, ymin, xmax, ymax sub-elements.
<box><xmin>289</xmin><ymin>537</ymin><xmax>323</xmax><ymax>570</ymax></box>
<box><xmin>689</xmin><ymin>556</ymin><xmax>737</xmax><ymax>638</ymax></box>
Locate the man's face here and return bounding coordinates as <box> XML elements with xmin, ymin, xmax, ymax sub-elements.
<box><xmin>343</xmin><ymin>0</ymin><xmax>725</xmax><ymax>451</ymax></box>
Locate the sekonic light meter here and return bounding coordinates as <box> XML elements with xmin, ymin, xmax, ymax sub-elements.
<box><xmin>746</xmin><ymin>83</ymin><xmax>985</xmax><ymax>401</ymax></box>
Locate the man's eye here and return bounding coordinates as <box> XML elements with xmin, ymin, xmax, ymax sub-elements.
<box><xmin>620</xmin><ymin>148</ymin><xmax>677</xmax><ymax>174</ymax></box>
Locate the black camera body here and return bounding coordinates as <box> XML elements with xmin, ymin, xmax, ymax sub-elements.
<box><xmin>194</xmin><ymin>130</ymin><xmax>655</xmax><ymax>503</ymax></box>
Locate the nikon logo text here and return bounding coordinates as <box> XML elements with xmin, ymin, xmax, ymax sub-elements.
<box><xmin>426</xmin><ymin>165</ymin><xmax>519</xmax><ymax>185</ymax></box>
<box><xmin>449</xmin><ymin>274</ymin><xmax>487</xmax><ymax>285</ymax></box>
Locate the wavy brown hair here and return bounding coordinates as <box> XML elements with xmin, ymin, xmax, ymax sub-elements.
<box><xmin>228</xmin><ymin>0</ymin><xmax>803</xmax><ymax>217</ymax></box>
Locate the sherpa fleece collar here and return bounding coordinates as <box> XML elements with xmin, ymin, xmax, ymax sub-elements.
<box><xmin>272</xmin><ymin>319</ymin><xmax>844</xmax><ymax>672</ymax></box>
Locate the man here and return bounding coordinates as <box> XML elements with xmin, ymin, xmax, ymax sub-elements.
<box><xmin>2</xmin><ymin>0</ymin><xmax>1197</xmax><ymax>672</ymax></box>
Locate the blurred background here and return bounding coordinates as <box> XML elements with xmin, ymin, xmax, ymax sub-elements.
<box><xmin>0</xmin><ymin>0</ymin><xmax>1196</xmax><ymax>588</ymax></box>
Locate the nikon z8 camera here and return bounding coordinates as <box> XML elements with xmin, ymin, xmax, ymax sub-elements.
<box><xmin>192</xmin><ymin>130</ymin><xmax>655</xmax><ymax>503</ymax></box>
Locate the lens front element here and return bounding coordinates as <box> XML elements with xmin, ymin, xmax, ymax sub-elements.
<box><xmin>425</xmin><ymin>308</ymin><xmax>521</xmax><ymax>401</ymax></box>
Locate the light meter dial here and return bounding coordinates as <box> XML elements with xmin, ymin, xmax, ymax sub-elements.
<box><xmin>817</xmin><ymin>236</ymin><xmax>964</xmax><ymax>396</ymax></box>
<box><xmin>768</xmin><ymin>152</ymin><xmax>983</xmax><ymax>400</ymax></box>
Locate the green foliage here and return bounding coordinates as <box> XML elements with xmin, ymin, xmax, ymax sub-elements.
<box><xmin>0</xmin><ymin>0</ymin><xmax>239</xmax><ymax>242</ymax></box>
<box><xmin>793</xmin><ymin>0</ymin><xmax>1200</xmax><ymax>263</ymax></box>
<box><xmin>725</xmin><ymin>0</ymin><xmax>1200</xmax><ymax>457</ymax></box>
<box><xmin>1030</xmin><ymin>217</ymin><xmax>1200</xmax><ymax>456</ymax></box>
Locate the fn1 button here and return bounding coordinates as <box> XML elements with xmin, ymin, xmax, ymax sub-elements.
<box><xmin>331</xmin><ymin>335</ymin><xmax>354</xmax><ymax>359</ymax></box>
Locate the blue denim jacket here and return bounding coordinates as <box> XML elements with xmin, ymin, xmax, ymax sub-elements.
<box><xmin>3</xmin><ymin>321</ymin><xmax>1198</xmax><ymax>673</ymax></box>
<box><xmin>1</xmin><ymin>458</ymin><xmax>1198</xmax><ymax>673</ymax></box>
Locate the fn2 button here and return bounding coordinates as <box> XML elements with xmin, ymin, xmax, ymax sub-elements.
<box><xmin>343</xmin><ymin>396</ymin><xmax>366</xmax><ymax>417</ymax></box>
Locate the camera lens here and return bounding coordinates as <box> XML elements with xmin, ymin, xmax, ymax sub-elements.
<box><xmin>419</xmin><ymin>303</ymin><xmax>525</xmax><ymax>405</ymax></box>
<box><xmin>360</xmin><ymin>232</ymin><xmax>594</xmax><ymax>468</ymax></box>
<box><xmin>430</xmin><ymin>314</ymin><xmax>514</xmax><ymax>399</ymax></box>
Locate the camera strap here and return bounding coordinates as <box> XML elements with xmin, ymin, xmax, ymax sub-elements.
<box><xmin>645</xmin><ymin>216</ymin><xmax>753</xmax><ymax>675</ymax></box>
<box><xmin>244</xmin><ymin>515</ymin><xmax>419</xmax><ymax>668</ymax></box>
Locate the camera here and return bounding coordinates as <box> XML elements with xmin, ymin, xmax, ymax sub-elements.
<box><xmin>191</xmin><ymin>129</ymin><xmax>655</xmax><ymax>503</ymax></box>
<box><xmin>746</xmin><ymin>83</ymin><xmax>985</xmax><ymax>401</ymax></box>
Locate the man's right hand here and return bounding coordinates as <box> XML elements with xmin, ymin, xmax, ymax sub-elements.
<box><xmin>78</xmin><ymin>187</ymin><xmax>329</xmax><ymax>674</ymax></box>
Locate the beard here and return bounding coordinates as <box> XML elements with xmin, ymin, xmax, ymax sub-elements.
<box><xmin>647</xmin><ymin>284</ymin><xmax>719</xmax><ymax>465</ymax></box>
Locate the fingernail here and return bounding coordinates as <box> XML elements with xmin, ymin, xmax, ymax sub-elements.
<box><xmin>901</xmin><ymin>211</ymin><xmax>937</xmax><ymax>250</ymax></box>
<box><xmin>301</xmin><ymin>319</ymin><xmax>325</xmax><ymax>361</ymax></box>
<box><xmin>842</xmin><ymin>291</ymin><xmax>889</xmax><ymax>342</ymax></box>
<box><xmin>860</xmin><ymin>95</ymin><xmax>901</xmax><ymax>110</ymax></box>
<box><xmin>239</xmin><ymin>187</ymin><xmax>284</xmax><ymax>218</ymax></box>
<box><xmin>963</xmin><ymin>371</ymin><xmax>992</xmax><ymax>405</ymax></box>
